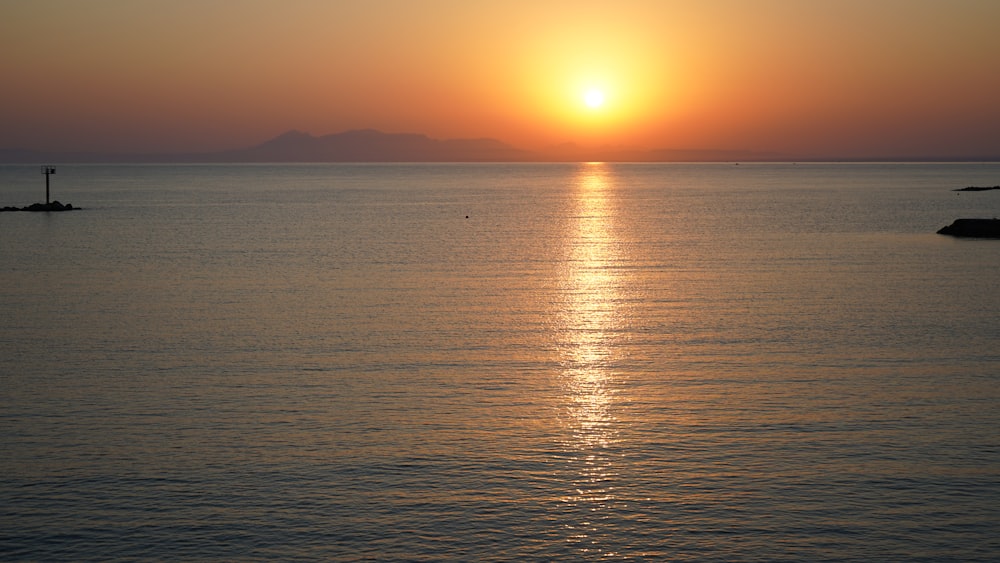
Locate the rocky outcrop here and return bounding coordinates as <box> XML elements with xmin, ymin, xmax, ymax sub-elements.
<box><xmin>937</xmin><ymin>218</ymin><xmax>1000</xmax><ymax>238</ymax></box>
<box><xmin>1</xmin><ymin>200</ymin><xmax>76</xmax><ymax>212</ymax></box>
<box><xmin>953</xmin><ymin>186</ymin><xmax>1000</xmax><ymax>191</ymax></box>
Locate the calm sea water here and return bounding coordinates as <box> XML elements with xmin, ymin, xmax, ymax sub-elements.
<box><xmin>2</xmin><ymin>163</ymin><xmax>999</xmax><ymax>561</ymax></box>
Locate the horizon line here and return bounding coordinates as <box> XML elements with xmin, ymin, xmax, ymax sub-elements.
<box><xmin>2</xmin><ymin>128</ymin><xmax>998</xmax><ymax>164</ymax></box>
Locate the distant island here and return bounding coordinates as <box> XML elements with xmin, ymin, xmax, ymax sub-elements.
<box><xmin>223</xmin><ymin>129</ymin><xmax>533</xmax><ymax>162</ymax></box>
<box><xmin>0</xmin><ymin>129</ymin><xmax>786</xmax><ymax>163</ymax></box>
<box><xmin>953</xmin><ymin>186</ymin><xmax>1000</xmax><ymax>191</ymax></box>
<box><xmin>7</xmin><ymin>128</ymin><xmax>988</xmax><ymax>164</ymax></box>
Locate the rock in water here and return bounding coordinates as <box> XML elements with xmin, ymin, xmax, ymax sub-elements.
<box><xmin>0</xmin><ymin>201</ymin><xmax>75</xmax><ymax>212</ymax></box>
<box><xmin>937</xmin><ymin>218</ymin><xmax>1000</xmax><ymax>238</ymax></box>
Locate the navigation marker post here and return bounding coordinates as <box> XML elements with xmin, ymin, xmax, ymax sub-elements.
<box><xmin>41</xmin><ymin>166</ymin><xmax>56</xmax><ymax>204</ymax></box>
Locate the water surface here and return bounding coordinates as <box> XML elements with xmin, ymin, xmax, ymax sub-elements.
<box><xmin>2</xmin><ymin>163</ymin><xmax>999</xmax><ymax>560</ymax></box>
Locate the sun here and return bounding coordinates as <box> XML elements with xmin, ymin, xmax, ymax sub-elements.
<box><xmin>583</xmin><ymin>89</ymin><xmax>605</xmax><ymax>109</ymax></box>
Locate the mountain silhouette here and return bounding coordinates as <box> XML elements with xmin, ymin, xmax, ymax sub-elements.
<box><xmin>0</xmin><ymin>130</ymin><xmax>531</xmax><ymax>163</ymax></box>
<box><xmin>220</xmin><ymin>129</ymin><xmax>531</xmax><ymax>162</ymax></box>
<box><xmin>8</xmin><ymin>129</ymin><xmax>983</xmax><ymax>162</ymax></box>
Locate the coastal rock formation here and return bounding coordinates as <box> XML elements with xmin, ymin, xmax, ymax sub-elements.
<box><xmin>937</xmin><ymin>218</ymin><xmax>1000</xmax><ymax>238</ymax></box>
<box><xmin>1</xmin><ymin>200</ymin><xmax>75</xmax><ymax>212</ymax></box>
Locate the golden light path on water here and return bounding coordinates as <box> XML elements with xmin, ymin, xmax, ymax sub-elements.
<box><xmin>557</xmin><ymin>162</ymin><xmax>632</xmax><ymax>555</ymax></box>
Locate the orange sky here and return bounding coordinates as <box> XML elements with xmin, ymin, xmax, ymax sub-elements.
<box><xmin>2</xmin><ymin>0</ymin><xmax>999</xmax><ymax>158</ymax></box>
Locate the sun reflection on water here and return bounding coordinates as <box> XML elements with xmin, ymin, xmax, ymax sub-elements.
<box><xmin>558</xmin><ymin>162</ymin><xmax>631</xmax><ymax>552</ymax></box>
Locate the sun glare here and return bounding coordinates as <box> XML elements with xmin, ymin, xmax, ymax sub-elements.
<box><xmin>583</xmin><ymin>89</ymin><xmax>605</xmax><ymax>109</ymax></box>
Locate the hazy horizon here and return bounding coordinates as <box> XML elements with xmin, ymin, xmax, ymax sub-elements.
<box><xmin>3</xmin><ymin>1</ymin><xmax>1000</xmax><ymax>160</ymax></box>
<box><xmin>3</xmin><ymin>127</ymin><xmax>999</xmax><ymax>163</ymax></box>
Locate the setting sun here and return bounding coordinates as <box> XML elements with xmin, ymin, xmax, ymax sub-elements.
<box><xmin>1</xmin><ymin>2</ymin><xmax>998</xmax><ymax>159</ymax></box>
<box><xmin>583</xmin><ymin>89</ymin><xmax>605</xmax><ymax>109</ymax></box>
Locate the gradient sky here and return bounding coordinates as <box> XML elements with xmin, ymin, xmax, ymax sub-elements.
<box><xmin>3</xmin><ymin>0</ymin><xmax>999</xmax><ymax>158</ymax></box>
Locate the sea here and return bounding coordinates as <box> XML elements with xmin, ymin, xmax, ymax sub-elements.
<box><xmin>1</xmin><ymin>162</ymin><xmax>999</xmax><ymax>561</ymax></box>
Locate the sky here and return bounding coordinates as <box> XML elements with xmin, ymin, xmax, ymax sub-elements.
<box><xmin>2</xmin><ymin>0</ymin><xmax>999</xmax><ymax>159</ymax></box>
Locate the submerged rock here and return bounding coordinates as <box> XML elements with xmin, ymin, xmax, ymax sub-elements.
<box><xmin>937</xmin><ymin>218</ymin><xmax>1000</xmax><ymax>238</ymax></box>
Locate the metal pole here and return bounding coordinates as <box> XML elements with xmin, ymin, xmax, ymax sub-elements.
<box><xmin>41</xmin><ymin>166</ymin><xmax>55</xmax><ymax>204</ymax></box>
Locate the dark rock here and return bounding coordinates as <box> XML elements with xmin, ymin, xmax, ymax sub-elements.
<box><xmin>937</xmin><ymin>218</ymin><xmax>1000</xmax><ymax>238</ymax></box>
<box><xmin>954</xmin><ymin>186</ymin><xmax>1000</xmax><ymax>191</ymax></box>
<box><xmin>0</xmin><ymin>201</ymin><xmax>77</xmax><ymax>212</ymax></box>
